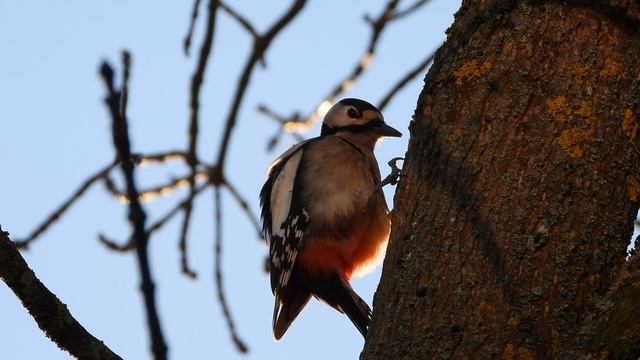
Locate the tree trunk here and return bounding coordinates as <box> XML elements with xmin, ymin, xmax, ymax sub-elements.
<box><xmin>362</xmin><ymin>1</ymin><xmax>640</xmax><ymax>359</ymax></box>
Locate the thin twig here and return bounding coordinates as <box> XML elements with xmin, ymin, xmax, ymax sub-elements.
<box><xmin>0</xmin><ymin>227</ymin><xmax>123</xmax><ymax>360</ymax></box>
<box><xmin>179</xmin><ymin>203</ymin><xmax>198</xmax><ymax>279</ymax></box>
<box><xmin>223</xmin><ymin>179</ymin><xmax>263</xmax><ymax>240</ymax></box>
<box><xmin>378</xmin><ymin>50</ymin><xmax>436</xmax><ymax>111</ymax></box>
<box><xmin>99</xmin><ymin>233</ymin><xmax>136</xmax><ymax>252</ymax></box>
<box><xmin>216</xmin><ymin>0</ymin><xmax>308</xmax><ymax>172</ymax></box>
<box><xmin>149</xmin><ymin>183</ymin><xmax>208</xmax><ymax>236</ymax></box>
<box><xmin>99</xmin><ymin>182</ymin><xmax>209</xmax><ymax>253</ymax></box>
<box><xmin>182</xmin><ymin>0</ymin><xmax>220</xmax><ymax>280</ymax></box>
<box><xmin>214</xmin><ymin>188</ymin><xmax>248</xmax><ymax>353</ymax></box>
<box><xmin>392</xmin><ymin>0</ymin><xmax>431</xmax><ymax>20</ymax></box>
<box><xmin>259</xmin><ymin>0</ymin><xmax>405</xmax><ymax>139</ymax></box>
<box><xmin>183</xmin><ymin>0</ymin><xmax>203</xmax><ymax>56</ymax></box>
<box><xmin>219</xmin><ymin>1</ymin><xmax>259</xmax><ymax>39</ymax></box>
<box><xmin>13</xmin><ymin>150</ymin><xmax>187</xmax><ymax>249</ymax></box>
<box><xmin>13</xmin><ymin>161</ymin><xmax>118</xmax><ymax>249</ymax></box>
<box><xmin>257</xmin><ymin>105</ymin><xmax>305</xmax><ymax>150</ymax></box>
<box><xmin>100</xmin><ymin>52</ymin><xmax>168</xmax><ymax>360</ymax></box>
<box><xmin>218</xmin><ymin>1</ymin><xmax>266</xmax><ymax>67</ymax></box>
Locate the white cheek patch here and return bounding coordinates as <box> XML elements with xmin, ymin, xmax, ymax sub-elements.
<box><xmin>270</xmin><ymin>150</ymin><xmax>304</xmax><ymax>239</ymax></box>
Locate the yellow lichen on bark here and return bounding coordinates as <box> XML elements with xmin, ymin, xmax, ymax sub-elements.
<box><xmin>575</xmin><ymin>101</ymin><xmax>593</xmax><ymax>118</ymax></box>
<box><xmin>628</xmin><ymin>176</ymin><xmax>640</xmax><ymax>202</ymax></box>
<box><xmin>453</xmin><ymin>60</ymin><xmax>492</xmax><ymax>86</ymax></box>
<box><xmin>547</xmin><ymin>97</ymin><xmax>595</xmax><ymax>158</ymax></box>
<box><xmin>558</xmin><ymin>127</ymin><xmax>592</xmax><ymax>158</ymax></box>
<box><xmin>600</xmin><ymin>61</ymin><xmax>621</xmax><ymax>77</ymax></box>
<box><xmin>502</xmin><ymin>344</ymin><xmax>534</xmax><ymax>360</ymax></box>
<box><xmin>571</xmin><ymin>63</ymin><xmax>590</xmax><ymax>79</ymax></box>
<box><xmin>621</xmin><ymin>109</ymin><xmax>638</xmax><ymax>141</ymax></box>
<box><xmin>546</xmin><ymin>96</ymin><xmax>571</xmax><ymax>123</ymax></box>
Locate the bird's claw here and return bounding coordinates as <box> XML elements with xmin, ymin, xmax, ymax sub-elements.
<box><xmin>380</xmin><ymin>157</ymin><xmax>404</xmax><ymax>188</ymax></box>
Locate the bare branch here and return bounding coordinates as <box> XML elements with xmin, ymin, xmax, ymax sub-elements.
<box><xmin>13</xmin><ymin>150</ymin><xmax>188</xmax><ymax>250</ymax></box>
<box><xmin>182</xmin><ymin>0</ymin><xmax>221</xmax><ymax>278</ymax></box>
<box><xmin>99</xmin><ymin>182</ymin><xmax>210</xmax><ymax>254</ymax></box>
<box><xmin>149</xmin><ymin>183</ymin><xmax>208</xmax><ymax>236</ymax></box>
<box><xmin>98</xmin><ymin>233</ymin><xmax>136</xmax><ymax>252</ymax></box>
<box><xmin>259</xmin><ymin>0</ymin><xmax>404</xmax><ymax>140</ymax></box>
<box><xmin>133</xmin><ymin>151</ymin><xmax>188</xmax><ymax>166</ymax></box>
<box><xmin>214</xmin><ymin>188</ymin><xmax>248</xmax><ymax>353</ymax></box>
<box><xmin>215</xmin><ymin>0</ymin><xmax>308</xmax><ymax>172</ymax></box>
<box><xmin>378</xmin><ymin>50</ymin><xmax>436</xmax><ymax>111</ymax></box>
<box><xmin>391</xmin><ymin>0</ymin><xmax>431</xmax><ymax>21</ymax></box>
<box><xmin>13</xmin><ymin>161</ymin><xmax>118</xmax><ymax>249</ymax></box>
<box><xmin>219</xmin><ymin>1</ymin><xmax>259</xmax><ymax>39</ymax></box>
<box><xmin>182</xmin><ymin>0</ymin><xmax>220</xmax><ymax>280</ymax></box>
<box><xmin>100</xmin><ymin>53</ymin><xmax>168</xmax><ymax>360</ymax></box>
<box><xmin>183</xmin><ymin>0</ymin><xmax>202</xmax><ymax>56</ymax></box>
<box><xmin>257</xmin><ymin>105</ymin><xmax>306</xmax><ymax>150</ymax></box>
<box><xmin>0</xmin><ymin>227</ymin><xmax>122</xmax><ymax>359</ymax></box>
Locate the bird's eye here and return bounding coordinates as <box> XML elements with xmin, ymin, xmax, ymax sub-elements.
<box><xmin>347</xmin><ymin>108</ymin><xmax>359</xmax><ymax>118</ymax></box>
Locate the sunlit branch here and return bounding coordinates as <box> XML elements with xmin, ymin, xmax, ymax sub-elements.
<box><xmin>133</xmin><ymin>151</ymin><xmax>188</xmax><ymax>166</ymax></box>
<box><xmin>99</xmin><ymin>182</ymin><xmax>210</xmax><ymax>254</ymax></box>
<box><xmin>104</xmin><ymin>172</ymin><xmax>209</xmax><ymax>204</ymax></box>
<box><xmin>259</xmin><ymin>0</ymin><xmax>412</xmax><ymax>142</ymax></box>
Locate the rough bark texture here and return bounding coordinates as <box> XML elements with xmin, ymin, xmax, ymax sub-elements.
<box><xmin>363</xmin><ymin>1</ymin><xmax>640</xmax><ymax>359</ymax></box>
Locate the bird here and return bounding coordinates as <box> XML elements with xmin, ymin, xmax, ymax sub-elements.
<box><xmin>259</xmin><ymin>98</ymin><xmax>402</xmax><ymax>340</ymax></box>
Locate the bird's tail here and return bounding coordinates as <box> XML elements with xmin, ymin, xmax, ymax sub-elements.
<box><xmin>272</xmin><ymin>289</ymin><xmax>311</xmax><ymax>341</ymax></box>
<box><xmin>312</xmin><ymin>275</ymin><xmax>372</xmax><ymax>338</ymax></box>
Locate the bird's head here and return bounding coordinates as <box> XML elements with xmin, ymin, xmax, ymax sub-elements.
<box><xmin>320</xmin><ymin>98</ymin><xmax>402</xmax><ymax>139</ymax></box>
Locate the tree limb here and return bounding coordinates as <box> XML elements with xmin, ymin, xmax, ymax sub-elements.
<box><xmin>0</xmin><ymin>227</ymin><xmax>122</xmax><ymax>360</ymax></box>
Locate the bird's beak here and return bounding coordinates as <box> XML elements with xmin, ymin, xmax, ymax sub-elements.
<box><xmin>375</xmin><ymin>122</ymin><xmax>402</xmax><ymax>138</ymax></box>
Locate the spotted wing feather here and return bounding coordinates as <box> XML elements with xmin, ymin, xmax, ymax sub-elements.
<box><xmin>259</xmin><ymin>140</ymin><xmax>313</xmax><ymax>295</ymax></box>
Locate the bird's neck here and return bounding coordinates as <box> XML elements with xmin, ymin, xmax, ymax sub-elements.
<box><xmin>335</xmin><ymin>132</ymin><xmax>378</xmax><ymax>152</ymax></box>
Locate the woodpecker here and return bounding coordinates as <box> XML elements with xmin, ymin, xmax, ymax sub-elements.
<box><xmin>260</xmin><ymin>98</ymin><xmax>401</xmax><ymax>340</ymax></box>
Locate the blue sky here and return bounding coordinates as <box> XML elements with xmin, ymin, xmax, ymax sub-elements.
<box><xmin>0</xmin><ymin>1</ymin><xmax>460</xmax><ymax>359</ymax></box>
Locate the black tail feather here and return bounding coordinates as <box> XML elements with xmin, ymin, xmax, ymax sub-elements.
<box><xmin>311</xmin><ymin>275</ymin><xmax>372</xmax><ymax>338</ymax></box>
<box><xmin>272</xmin><ymin>289</ymin><xmax>311</xmax><ymax>341</ymax></box>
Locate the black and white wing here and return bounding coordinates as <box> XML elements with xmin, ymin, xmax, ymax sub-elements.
<box><xmin>259</xmin><ymin>140</ymin><xmax>312</xmax><ymax>295</ymax></box>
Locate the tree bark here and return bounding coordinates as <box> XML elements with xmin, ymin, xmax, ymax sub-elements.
<box><xmin>363</xmin><ymin>1</ymin><xmax>640</xmax><ymax>359</ymax></box>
